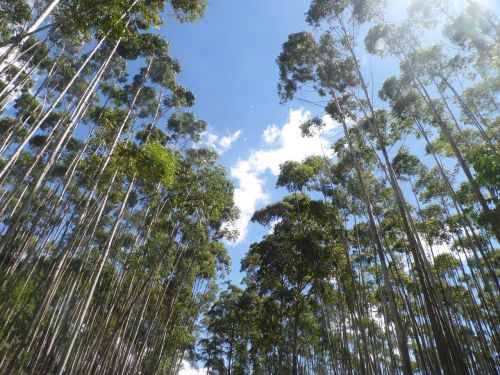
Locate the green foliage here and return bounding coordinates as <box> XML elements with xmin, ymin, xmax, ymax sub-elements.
<box><xmin>138</xmin><ymin>141</ymin><xmax>177</xmax><ymax>186</ymax></box>
<box><xmin>277</xmin><ymin>32</ymin><xmax>317</xmax><ymax>101</ymax></box>
<box><xmin>0</xmin><ymin>0</ymin><xmax>31</xmax><ymax>40</ymax></box>
<box><xmin>470</xmin><ymin>144</ymin><xmax>499</xmax><ymax>198</ymax></box>
<box><xmin>0</xmin><ymin>1</ymin><xmax>498</xmax><ymax>374</ymax></box>
<box><xmin>277</xmin><ymin>160</ymin><xmax>315</xmax><ymax>191</ymax></box>
<box><xmin>167</xmin><ymin>112</ymin><xmax>207</xmax><ymax>142</ymax></box>
<box><xmin>392</xmin><ymin>147</ymin><xmax>421</xmax><ymax>180</ymax></box>
<box><xmin>0</xmin><ymin>2</ymin><xmax>239</xmax><ymax>373</ymax></box>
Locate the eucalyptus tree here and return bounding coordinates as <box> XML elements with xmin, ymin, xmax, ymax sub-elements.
<box><xmin>271</xmin><ymin>0</ymin><xmax>499</xmax><ymax>373</ymax></box>
<box><xmin>200</xmin><ymin>284</ymin><xmax>252</xmax><ymax>375</ymax></box>
<box><xmin>199</xmin><ymin>1</ymin><xmax>497</xmax><ymax>374</ymax></box>
<box><xmin>203</xmin><ymin>151</ymin><xmax>414</xmax><ymax>374</ymax></box>
<box><xmin>0</xmin><ymin>1</ymin><xmax>239</xmax><ymax>374</ymax></box>
<box><xmin>363</xmin><ymin>1</ymin><xmax>499</xmax><ymax>242</ymax></box>
<box><xmin>277</xmin><ymin>27</ymin><xmax>418</xmax><ymax>375</ymax></box>
<box><xmin>240</xmin><ymin>193</ymin><xmax>348</xmax><ymax>375</ymax></box>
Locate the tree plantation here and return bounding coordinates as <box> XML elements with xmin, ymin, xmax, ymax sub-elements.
<box><xmin>0</xmin><ymin>0</ymin><xmax>498</xmax><ymax>374</ymax></box>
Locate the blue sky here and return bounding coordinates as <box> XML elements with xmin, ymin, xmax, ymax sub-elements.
<box><xmin>163</xmin><ymin>1</ymin><xmax>332</xmax><ymax>283</ymax></box>
<box><xmin>161</xmin><ymin>0</ymin><xmax>415</xmax><ymax>284</ymax></box>
<box><xmin>160</xmin><ymin>0</ymin><xmax>420</xmax><ymax>285</ymax></box>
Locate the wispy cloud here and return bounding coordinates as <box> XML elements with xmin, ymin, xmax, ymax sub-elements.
<box><xmin>201</xmin><ymin>128</ymin><xmax>242</xmax><ymax>153</ymax></box>
<box><xmin>219</xmin><ymin>130</ymin><xmax>242</xmax><ymax>150</ymax></box>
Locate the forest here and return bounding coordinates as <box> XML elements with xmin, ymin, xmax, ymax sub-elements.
<box><xmin>0</xmin><ymin>0</ymin><xmax>498</xmax><ymax>374</ymax></box>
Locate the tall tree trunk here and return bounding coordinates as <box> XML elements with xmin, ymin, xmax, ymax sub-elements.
<box><xmin>0</xmin><ymin>0</ymin><xmax>61</xmax><ymax>73</ymax></box>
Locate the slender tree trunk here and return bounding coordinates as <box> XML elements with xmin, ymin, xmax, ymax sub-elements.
<box><xmin>330</xmin><ymin>91</ymin><xmax>413</xmax><ymax>375</ymax></box>
<box><xmin>56</xmin><ymin>175</ymin><xmax>136</xmax><ymax>375</ymax></box>
<box><xmin>0</xmin><ymin>0</ymin><xmax>60</xmax><ymax>73</ymax></box>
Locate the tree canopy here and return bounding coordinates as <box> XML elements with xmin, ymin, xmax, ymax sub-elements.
<box><xmin>0</xmin><ymin>0</ymin><xmax>498</xmax><ymax>374</ymax></box>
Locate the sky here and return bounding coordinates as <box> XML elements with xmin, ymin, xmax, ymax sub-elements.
<box><xmin>162</xmin><ymin>0</ymin><xmax>336</xmax><ymax>283</ymax></box>
<box><xmin>164</xmin><ymin>0</ymin><xmax>337</xmax><ymax>359</ymax></box>
<box><xmin>160</xmin><ymin>0</ymin><xmax>426</xmax><ymax>286</ymax></box>
<box><xmin>160</xmin><ymin>0</ymin><xmax>430</xmax><ymax>285</ymax></box>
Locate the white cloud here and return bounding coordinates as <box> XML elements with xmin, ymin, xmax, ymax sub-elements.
<box><xmin>229</xmin><ymin>109</ymin><xmax>339</xmax><ymax>243</ymax></box>
<box><xmin>202</xmin><ymin>128</ymin><xmax>242</xmax><ymax>153</ymax></box>
<box><xmin>424</xmin><ymin>240</ymin><xmax>452</xmax><ymax>259</ymax></box>
<box><xmin>219</xmin><ymin>130</ymin><xmax>242</xmax><ymax>150</ymax></box>
<box><xmin>178</xmin><ymin>361</ymin><xmax>205</xmax><ymax>375</ymax></box>
<box><xmin>204</xmin><ymin>131</ymin><xmax>218</xmax><ymax>148</ymax></box>
<box><xmin>263</xmin><ymin>124</ymin><xmax>280</xmax><ymax>144</ymax></box>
